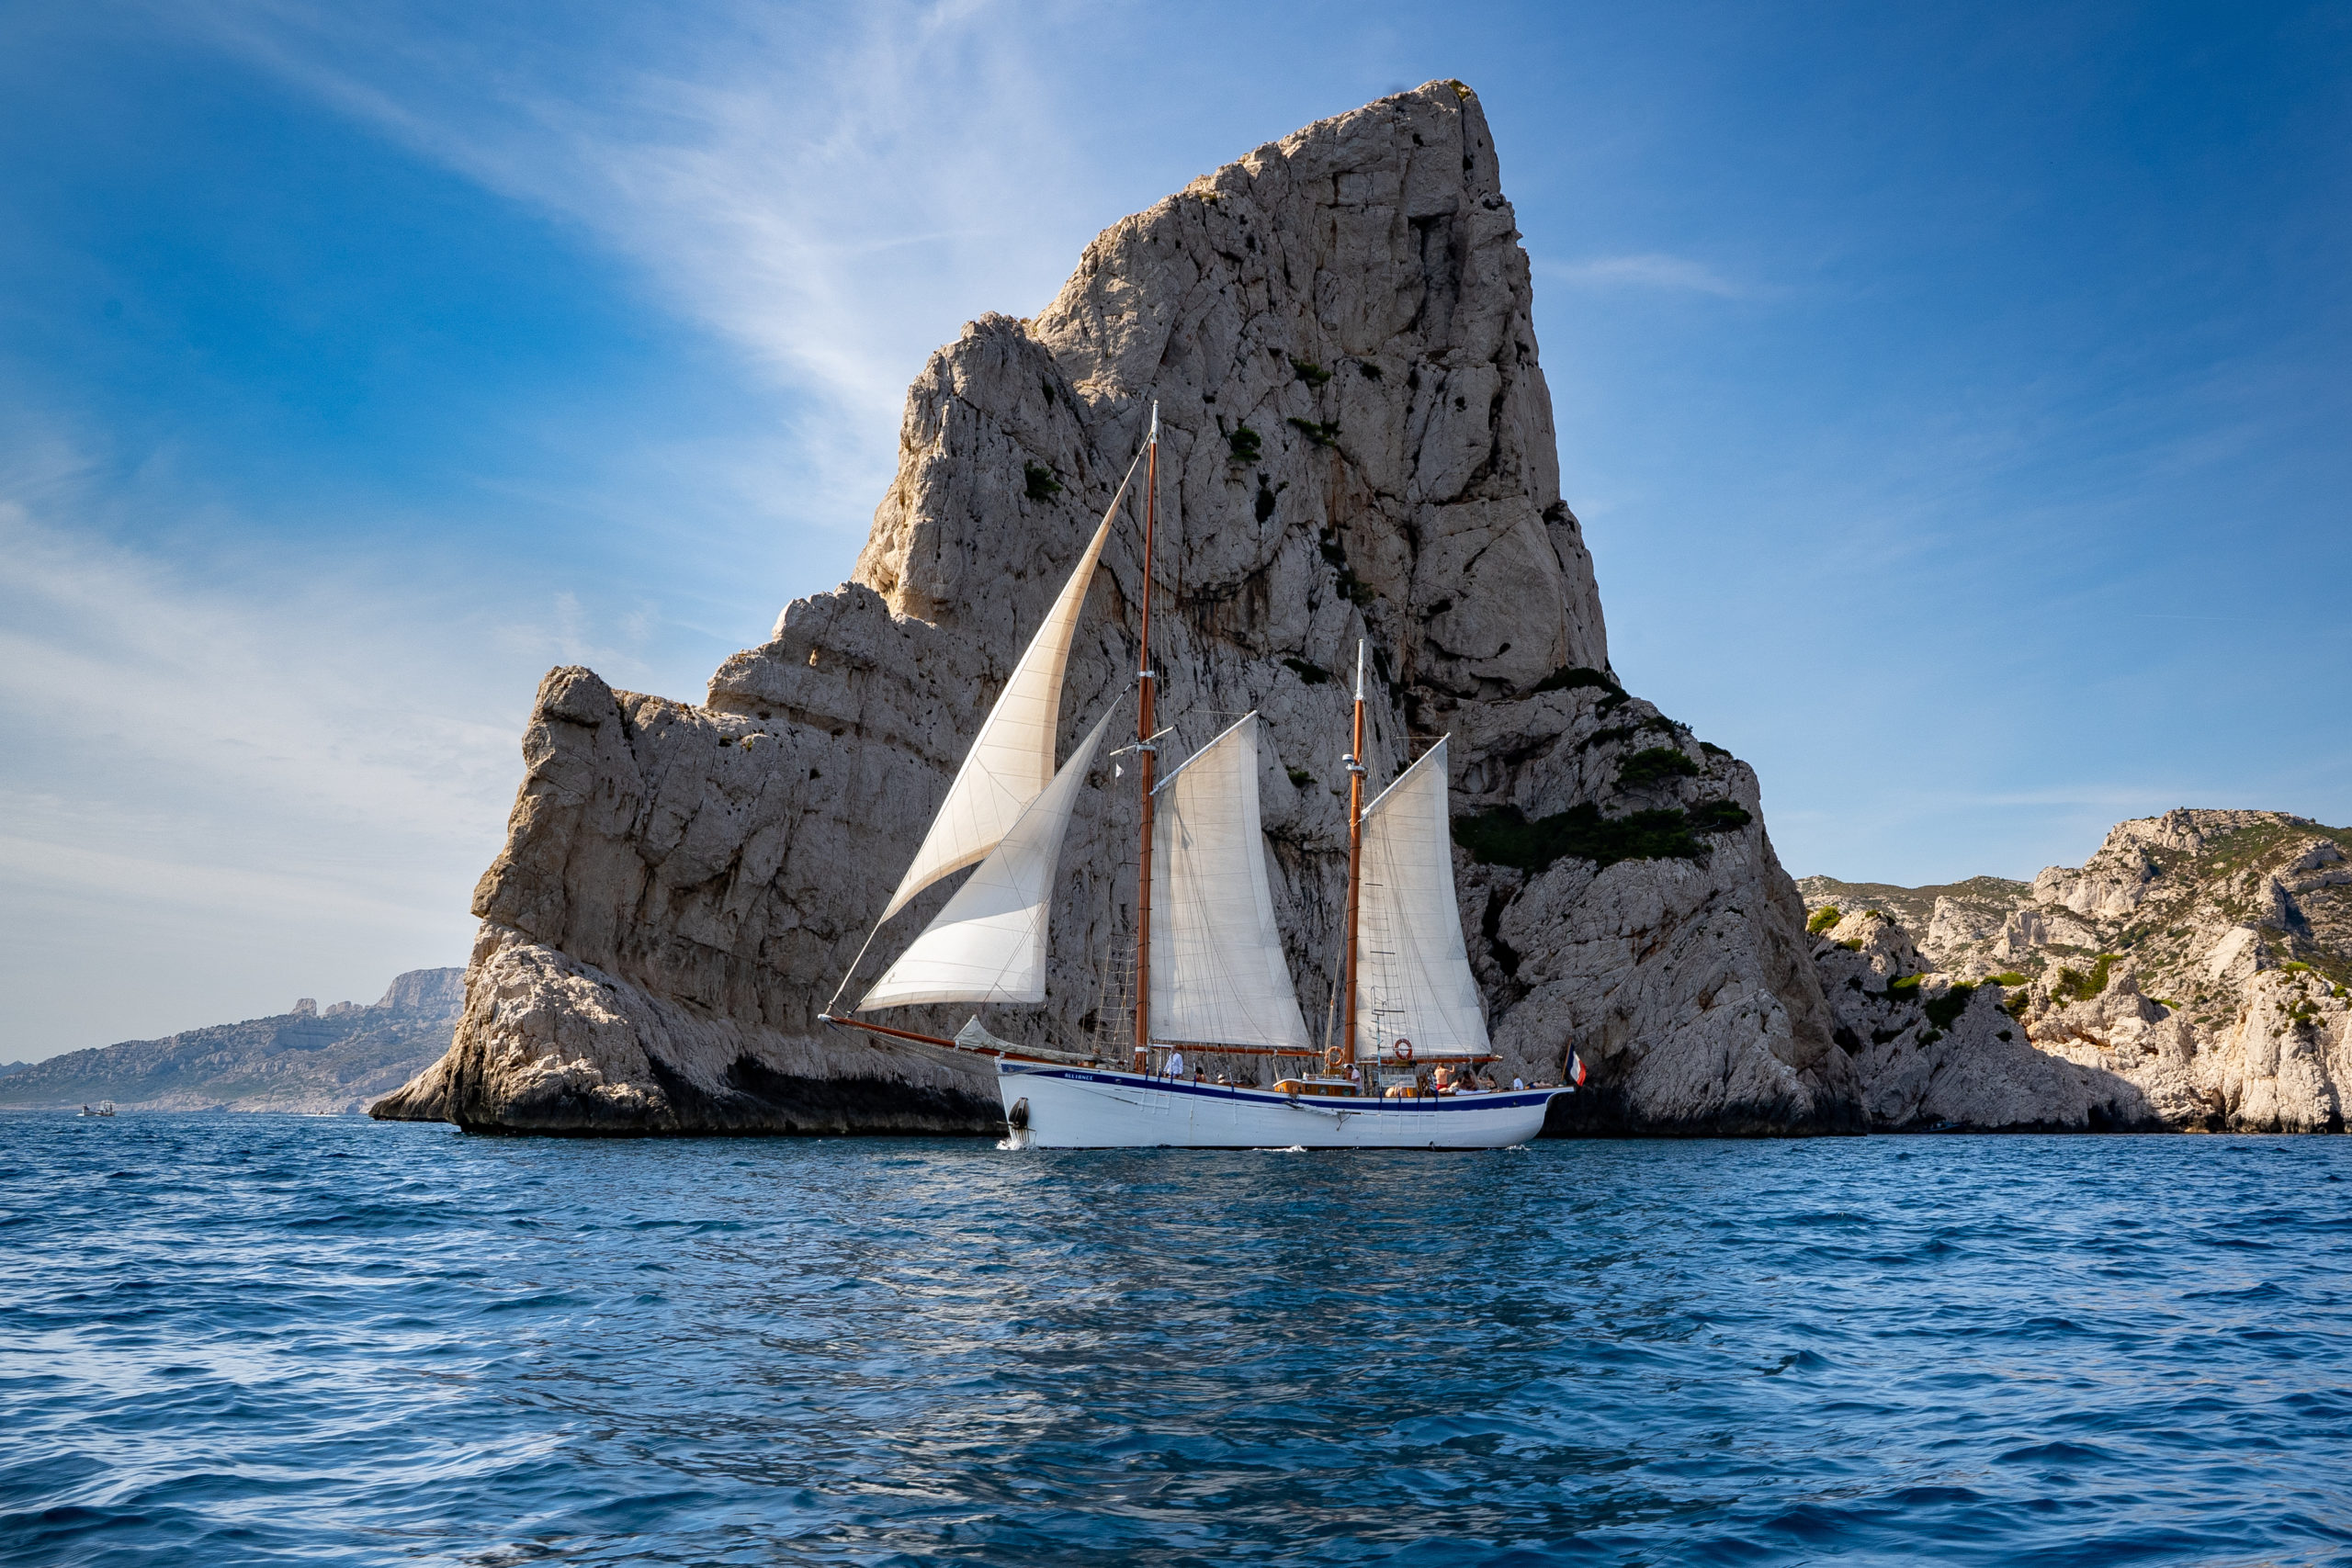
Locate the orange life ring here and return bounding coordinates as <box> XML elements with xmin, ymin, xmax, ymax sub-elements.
<box><xmin>1391</xmin><ymin>1039</ymin><xmax>1414</xmax><ymax>1063</ymax></box>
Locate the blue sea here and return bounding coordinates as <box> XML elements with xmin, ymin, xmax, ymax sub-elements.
<box><xmin>3</xmin><ymin>1116</ymin><xmax>2348</xmax><ymax>1566</ymax></box>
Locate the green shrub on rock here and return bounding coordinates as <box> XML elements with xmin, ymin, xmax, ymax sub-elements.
<box><xmin>1923</xmin><ymin>984</ymin><xmax>1977</xmax><ymax>1031</ymax></box>
<box><xmin>1618</xmin><ymin>747</ymin><xmax>1701</xmax><ymax>790</ymax></box>
<box><xmin>2052</xmin><ymin>953</ymin><xmax>2121</xmax><ymax>1003</ymax></box>
<box><xmin>1687</xmin><ymin>800</ymin><xmax>1753</xmax><ymax>833</ymax></box>
<box><xmin>1532</xmin><ymin>666</ymin><xmax>1623</xmax><ymax>697</ymax></box>
<box><xmin>1453</xmin><ymin>803</ymin><xmax>1707</xmax><ymax>874</ymax></box>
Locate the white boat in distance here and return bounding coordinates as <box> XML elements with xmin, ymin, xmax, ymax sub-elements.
<box><xmin>821</xmin><ymin>407</ymin><xmax>1573</xmax><ymax>1148</ymax></box>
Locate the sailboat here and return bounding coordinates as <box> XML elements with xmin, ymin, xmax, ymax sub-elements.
<box><xmin>820</xmin><ymin>407</ymin><xmax>1570</xmax><ymax>1148</ymax></box>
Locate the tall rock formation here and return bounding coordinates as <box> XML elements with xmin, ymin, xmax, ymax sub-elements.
<box><xmin>1800</xmin><ymin>809</ymin><xmax>2352</xmax><ymax>1132</ymax></box>
<box><xmin>375</xmin><ymin>82</ymin><xmax>1857</xmax><ymax>1137</ymax></box>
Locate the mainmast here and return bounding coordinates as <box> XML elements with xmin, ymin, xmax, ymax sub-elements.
<box><xmin>1133</xmin><ymin>403</ymin><xmax>1160</xmax><ymax>1071</ymax></box>
<box><xmin>1339</xmin><ymin>640</ymin><xmax>1367</xmax><ymax>1071</ymax></box>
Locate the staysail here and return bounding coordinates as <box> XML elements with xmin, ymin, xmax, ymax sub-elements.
<box><xmin>859</xmin><ymin>707</ymin><xmax>1120</xmax><ymax>1009</ymax></box>
<box><xmin>1353</xmin><ymin>737</ymin><xmax>1490</xmax><ymax>1059</ymax></box>
<box><xmin>1148</xmin><ymin>714</ymin><xmax>1310</xmax><ymax>1051</ymax></box>
<box><xmin>876</xmin><ymin>470</ymin><xmax>1133</xmax><ymax>923</ymax></box>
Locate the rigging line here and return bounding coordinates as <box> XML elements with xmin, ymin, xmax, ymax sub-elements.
<box><xmin>1098</xmin><ymin>441</ymin><xmax>1148</xmax><ymax>526</ymax></box>
<box><xmin>827</xmin><ymin>920</ymin><xmax>890</xmax><ymax>1018</ymax></box>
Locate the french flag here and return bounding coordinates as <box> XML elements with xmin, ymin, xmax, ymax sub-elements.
<box><xmin>1569</xmin><ymin>1050</ymin><xmax>1588</xmax><ymax>1087</ymax></box>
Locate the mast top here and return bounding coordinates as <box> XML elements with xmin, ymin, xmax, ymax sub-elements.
<box><xmin>1353</xmin><ymin>639</ymin><xmax>1365</xmax><ymax>702</ymax></box>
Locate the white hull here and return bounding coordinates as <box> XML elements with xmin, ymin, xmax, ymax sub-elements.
<box><xmin>996</xmin><ymin>1061</ymin><xmax>1565</xmax><ymax>1149</ymax></box>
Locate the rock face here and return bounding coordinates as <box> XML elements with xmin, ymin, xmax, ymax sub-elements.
<box><xmin>1</xmin><ymin>969</ymin><xmax>465</xmax><ymax>1114</ymax></box>
<box><xmin>1800</xmin><ymin>809</ymin><xmax>2352</xmax><ymax>1132</ymax></box>
<box><xmin>376</xmin><ymin>82</ymin><xmax>1858</xmax><ymax>1138</ymax></box>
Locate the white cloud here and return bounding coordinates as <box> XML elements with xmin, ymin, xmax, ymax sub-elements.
<box><xmin>1540</xmin><ymin>252</ymin><xmax>1747</xmax><ymax>297</ymax></box>
<box><xmin>174</xmin><ymin>0</ymin><xmax>1111</xmax><ymax>534</ymax></box>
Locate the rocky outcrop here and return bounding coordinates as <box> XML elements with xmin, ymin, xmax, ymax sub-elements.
<box><xmin>376</xmin><ymin>82</ymin><xmax>1858</xmax><ymax>1138</ymax></box>
<box><xmin>2</xmin><ymin>969</ymin><xmax>465</xmax><ymax>1114</ymax></box>
<box><xmin>1801</xmin><ymin>809</ymin><xmax>2352</xmax><ymax>1132</ymax></box>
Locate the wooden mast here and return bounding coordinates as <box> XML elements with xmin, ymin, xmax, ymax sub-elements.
<box><xmin>1133</xmin><ymin>403</ymin><xmax>1159</xmax><ymax>1071</ymax></box>
<box><xmin>1339</xmin><ymin>639</ymin><xmax>1367</xmax><ymax>1073</ymax></box>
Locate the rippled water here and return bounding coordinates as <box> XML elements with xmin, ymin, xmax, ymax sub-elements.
<box><xmin>4</xmin><ymin>1115</ymin><xmax>2350</xmax><ymax>1565</ymax></box>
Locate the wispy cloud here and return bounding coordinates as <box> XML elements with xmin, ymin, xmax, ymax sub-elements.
<box><xmin>1540</xmin><ymin>252</ymin><xmax>1748</xmax><ymax>297</ymax></box>
<box><xmin>173</xmin><ymin>0</ymin><xmax>1108</xmax><ymax>533</ymax></box>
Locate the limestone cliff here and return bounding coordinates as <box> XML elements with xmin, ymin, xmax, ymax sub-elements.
<box><xmin>375</xmin><ymin>82</ymin><xmax>1857</xmax><ymax>1138</ymax></box>
<box><xmin>1799</xmin><ymin>809</ymin><xmax>2352</xmax><ymax>1132</ymax></box>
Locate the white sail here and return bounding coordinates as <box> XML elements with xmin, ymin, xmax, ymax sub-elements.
<box><xmin>860</xmin><ymin>707</ymin><xmax>1118</xmax><ymax>1010</ymax></box>
<box><xmin>877</xmin><ymin>479</ymin><xmax>1129</xmax><ymax>923</ymax></box>
<box><xmin>1354</xmin><ymin>737</ymin><xmax>1489</xmax><ymax>1059</ymax></box>
<box><xmin>1149</xmin><ymin>714</ymin><xmax>1311</xmax><ymax>1051</ymax></box>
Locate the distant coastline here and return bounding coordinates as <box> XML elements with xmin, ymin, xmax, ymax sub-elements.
<box><xmin>0</xmin><ymin>969</ymin><xmax>462</xmax><ymax>1116</ymax></box>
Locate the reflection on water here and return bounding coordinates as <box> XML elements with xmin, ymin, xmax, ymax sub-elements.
<box><xmin>3</xmin><ymin>1115</ymin><xmax>2348</xmax><ymax>1565</ymax></box>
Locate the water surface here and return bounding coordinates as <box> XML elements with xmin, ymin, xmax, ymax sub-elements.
<box><xmin>4</xmin><ymin>1115</ymin><xmax>2348</xmax><ymax>1564</ymax></box>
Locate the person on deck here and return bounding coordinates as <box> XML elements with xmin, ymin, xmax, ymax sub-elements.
<box><xmin>1163</xmin><ymin>1049</ymin><xmax>1185</xmax><ymax>1080</ymax></box>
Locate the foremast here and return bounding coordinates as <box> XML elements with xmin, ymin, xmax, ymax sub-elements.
<box><xmin>1133</xmin><ymin>403</ymin><xmax>1160</xmax><ymax>1071</ymax></box>
<box><xmin>1337</xmin><ymin>641</ymin><xmax>1368</xmax><ymax>1071</ymax></box>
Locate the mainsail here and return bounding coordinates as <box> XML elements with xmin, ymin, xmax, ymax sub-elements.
<box><xmin>859</xmin><ymin>706</ymin><xmax>1121</xmax><ymax>1009</ymax></box>
<box><xmin>876</xmin><ymin>471</ymin><xmax>1132</xmax><ymax>923</ymax></box>
<box><xmin>1148</xmin><ymin>714</ymin><xmax>1310</xmax><ymax>1051</ymax></box>
<box><xmin>1352</xmin><ymin>737</ymin><xmax>1490</xmax><ymax>1059</ymax></box>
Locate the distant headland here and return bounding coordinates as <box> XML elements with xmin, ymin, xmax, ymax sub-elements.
<box><xmin>2</xmin><ymin>970</ymin><xmax>463</xmax><ymax>1115</ymax></box>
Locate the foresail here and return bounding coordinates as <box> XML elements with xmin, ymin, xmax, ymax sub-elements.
<box><xmin>1149</xmin><ymin>714</ymin><xmax>1310</xmax><ymax>1051</ymax></box>
<box><xmin>877</xmin><ymin>474</ymin><xmax>1130</xmax><ymax>923</ymax></box>
<box><xmin>1353</xmin><ymin>737</ymin><xmax>1490</xmax><ymax>1059</ymax></box>
<box><xmin>859</xmin><ymin>707</ymin><xmax>1118</xmax><ymax>1010</ymax></box>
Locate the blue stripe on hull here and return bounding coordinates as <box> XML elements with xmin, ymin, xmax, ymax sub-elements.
<box><xmin>1003</xmin><ymin>1065</ymin><xmax>1555</xmax><ymax>1112</ymax></box>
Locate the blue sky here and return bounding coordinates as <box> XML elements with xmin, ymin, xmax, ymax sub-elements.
<box><xmin>3</xmin><ymin>0</ymin><xmax>2346</xmax><ymax>1059</ymax></box>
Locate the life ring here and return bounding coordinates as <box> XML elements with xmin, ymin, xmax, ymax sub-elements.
<box><xmin>1391</xmin><ymin>1039</ymin><xmax>1414</xmax><ymax>1063</ymax></box>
